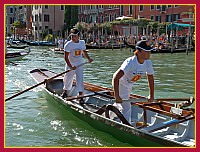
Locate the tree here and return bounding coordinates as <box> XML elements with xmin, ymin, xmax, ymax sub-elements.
<box><xmin>64</xmin><ymin>6</ymin><xmax>78</xmax><ymax>32</ymax></box>
<box><xmin>12</xmin><ymin>20</ymin><xmax>25</xmax><ymax>28</ymax></box>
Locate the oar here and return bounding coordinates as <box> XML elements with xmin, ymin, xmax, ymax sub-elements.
<box><xmin>66</xmin><ymin>90</ymin><xmax>112</xmax><ymax>101</ymax></box>
<box><xmin>127</xmin><ymin>96</ymin><xmax>195</xmax><ymax>103</ymax></box>
<box><xmin>5</xmin><ymin>62</ymin><xmax>89</xmax><ymax>102</ymax></box>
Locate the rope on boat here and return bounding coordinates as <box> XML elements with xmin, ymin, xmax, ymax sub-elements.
<box><xmin>95</xmin><ymin>104</ymin><xmax>133</xmax><ymax>127</ymax></box>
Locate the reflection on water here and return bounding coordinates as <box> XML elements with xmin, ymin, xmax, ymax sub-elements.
<box><xmin>5</xmin><ymin>46</ymin><xmax>195</xmax><ymax>146</ymax></box>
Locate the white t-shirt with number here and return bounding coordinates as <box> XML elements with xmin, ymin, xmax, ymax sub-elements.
<box><xmin>64</xmin><ymin>40</ymin><xmax>86</xmax><ymax>65</ymax></box>
<box><xmin>118</xmin><ymin>56</ymin><xmax>154</xmax><ymax>99</ymax></box>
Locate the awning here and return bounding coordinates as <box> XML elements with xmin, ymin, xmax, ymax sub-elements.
<box><xmin>116</xmin><ymin>16</ymin><xmax>132</xmax><ymax>20</ymax></box>
<box><xmin>167</xmin><ymin>23</ymin><xmax>194</xmax><ymax>30</ymax></box>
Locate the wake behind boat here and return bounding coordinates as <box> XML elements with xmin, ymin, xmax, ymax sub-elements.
<box><xmin>30</xmin><ymin>68</ymin><xmax>195</xmax><ymax>147</ymax></box>
<box><xmin>49</xmin><ymin>48</ymin><xmax>64</xmax><ymax>54</ymax></box>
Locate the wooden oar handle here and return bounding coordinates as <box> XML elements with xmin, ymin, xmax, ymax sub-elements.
<box><xmin>155</xmin><ymin>97</ymin><xmax>194</xmax><ymax>102</ymax></box>
<box><xmin>66</xmin><ymin>90</ymin><xmax>110</xmax><ymax>101</ymax></box>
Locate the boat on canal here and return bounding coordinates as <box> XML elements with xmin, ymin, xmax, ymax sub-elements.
<box><xmin>6</xmin><ymin>50</ymin><xmax>30</xmax><ymax>62</ymax></box>
<box><xmin>7</xmin><ymin>45</ymin><xmax>29</xmax><ymax>49</ymax></box>
<box><xmin>30</xmin><ymin>68</ymin><xmax>195</xmax><ymax>147</ymax></box>
<box><xmin>124</xmin><ymin>40</ymin><xmax>194</xmax><ymax>53</ymax></box>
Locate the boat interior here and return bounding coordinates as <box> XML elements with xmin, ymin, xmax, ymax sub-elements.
<box><xmin>44</xmin><ymin>78</ymin><xmax>195</xmax><ymax>147</ymax></box>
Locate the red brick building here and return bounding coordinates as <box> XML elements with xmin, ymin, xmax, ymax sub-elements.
<box><xmin>78</xmin><ymin>5</ymin><xmax>120</xmax><ymax>23</ymax></box>
<box><xmin>78</xmin><ymin>5</ymin><xmax>194</xmax><ymax>24</ymax></box>
<box><xmin>78</xmin><ymin>5</ymin><xmax>195</xmax><ymax>36</ymax></box>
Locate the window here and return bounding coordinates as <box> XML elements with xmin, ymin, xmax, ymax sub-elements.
<box><xmin>114</xmin><ymin>13</ymin><xmax>117</xmax><ymax>20</ymax></box>
<box><xmin>150</xmin><ymin>15</ymin><xmax>154</xmax><ymax>21</ymax></box>
<box><xmin>101</xmin><ymin>16</ymin><xmax>104</xmax><ymax>23</ymax></box>
<box><xmin>96</xmin><ymin>16</ymin><xmax>98</xmax><ymax>23</ymax></box>
<box><xmin>9</xmin><ymin>17</ymin><xmax>13</xmax><ymax>24</ymax></box>
<box><xmin>109</xmin><ymin>14</ymin><xmax>112</xmax><ymax>22</ymax></box>
<box><xmin>61</xmin><ymin>5</ymin><xmax>64</xmax><ymax>10</ymax></box>
<box><xmin>10</xmin><ymin>8</ymin><xmax>13</xmax><ymax>13</ymax></box>
<box><xmin>173</xmin><ymin>14</ymin><xmax>180</xmax><ymax>21</ymax></box>
<box><xmin>166</xmin><ymin>15</ymin><xmax>172</xmax><ymax>22</ymax></box>
<box><xmin>45</xmin><ymin>5</ymin><xmax>48</xmax><ymax>9</ymax></box>
<box><xmin>139</xmin><ymin>5</ymin><xmax>144</xmax><ymax>11</ymax></box>
<box><xmin>45</xmin><ymin>26</ymin><xmax>48</xmax><ymax>29</ymax></box>
<box><xmin>120</xmin><ymin>6</ymin><xmax>124</xmax><ymax>16</ymax></box>
<box><xmin>35</xmin><ymin>14</ymin><xmax>38</xmax><ymax>22</ymax></box>
<box><xmin>161</xmin><ymin>5</ymin><xmax>166</xmax><ymax>12</ymax></box>
<box><xmin>129</xmin><ymin>5</ymin><xmax>133</xmax><ymax>14</ymax></box>
<box><xmin>156</xmin><ymin>16</ymin><xmax>161</xmax><ymax>22</ymax></box>
<box><xmin>39</xmin><ymin>14</ymin><xmax>41</xmax><ymax>22</ymax></box>
<box><xmin>44</xmin><ymin>14</ymin><xmax>50</xmax><ymax>22</ymax></box>
<box><xmin>174</xmin><ymin>5</ymin><xmax>178</xmax><ymax>8</ymax></box>
<box><xmin>168</xmin><ymin>5</ymin><xmax>172</xmax><ymax>8</ymax></box>
<box><xmin>150</xmin><ymin>5</ymin><xmax>154</xmax><ymax>10</ymax></box>
<box><xmin>156</xmin><ymin>5</ymin><xmax>161</xmax><ymax>10</ymax></box>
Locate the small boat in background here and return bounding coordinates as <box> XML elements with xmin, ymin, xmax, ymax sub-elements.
<box><xmin>6</xmin><ymin>50</ymin><xmax>30</xmax><ymax>62</ymax></box>
<box><xmin>7</xmin><ymin>45</ymin><xmax>29</xmax><ymax>49</ymax></box>
<box><xmin>124</xmin><ymin>40</ymin><xmax>194</xmax><ymax>53</ymax></box>
<box><xmin>39</xmin><ymin>41</ymin><xmax>56</xmax><ymax>46</ymax></box>
<box><xmin>30</xmin><ymin>68</ymin><xmax>195</xmax><ymax>147</ymax></box>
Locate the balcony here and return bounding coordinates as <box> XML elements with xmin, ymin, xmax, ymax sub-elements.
<box><xmin>84</xmin><ymin>9</ymin><xmax>98</xmax><ymax>15</ymax></box>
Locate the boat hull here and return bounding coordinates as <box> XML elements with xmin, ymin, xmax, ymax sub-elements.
<box><xmin>30</xmin><ymin>69</ymin><xmax>195</xmax><ymax>147</ymax></box>
<box><xmin>6</xmin><ymin>51</ymin><xmax>30</xmax><ymax>62</ymax></box>
<box><xmin>7</xmin><ymin>45</ymin><xmax>29</xmax><ymax>49</ymax></box>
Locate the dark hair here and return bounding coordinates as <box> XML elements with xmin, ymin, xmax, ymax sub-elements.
<box><xmin>70</xmin><ymin>28</ymin><xmax>80</xmax><ymax>36</ymax></box>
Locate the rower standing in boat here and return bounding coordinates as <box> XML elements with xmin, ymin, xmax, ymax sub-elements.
<box><xmin>112</xmin><ymin>40</ymin><xmax>155</xmax><ymax>123</ymax></box>
<box><xmin>62</xmin><ymin>28</ymin><xmax>93</xmax><ymax>103</ymax></box>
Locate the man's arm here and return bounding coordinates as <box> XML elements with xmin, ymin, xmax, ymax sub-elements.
<box><xmin>147</xmin><ymin>74</ymin><xmax>154</xmax><ymax>102</ymax></box>
<box><xmin>113</xmin><ymin>69</ymin><xmax>124</xmax><ymax>103</ymax></box>
<box><xmin>64</xmin><ymin>51</ymin><xmax>76</xmax><ymax>70</ymax></box>
<box><xmin>82</xmin><ymin>50</ymin><xmax>93</xmax><ymax>63</ymax></box>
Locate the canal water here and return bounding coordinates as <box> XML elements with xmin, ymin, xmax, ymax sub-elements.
<box><xmin>5</xmin><ymin>46</ymin><xmax>195</xmax><ymax>147</ymax></box>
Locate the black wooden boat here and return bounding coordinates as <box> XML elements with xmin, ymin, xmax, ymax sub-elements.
<box><xmin>6</xmin><ymin>50</ymin><xmax>30</xmax><ymax>62</ymax></box>
<box><xmin>7</xmin><ymin>45</ymin><xmax>29</xmax><ymax>49</ymax></box>
<box><xmin>124</xmin><ymin>40</ymin><xmax>194</xmax><ymax>53</ymax></box>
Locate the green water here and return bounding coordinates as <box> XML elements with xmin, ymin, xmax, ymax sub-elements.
<box><xmin>5</xmin><ymin>46</ymin><xmax>195</xmax><ymax>147</ymax></box>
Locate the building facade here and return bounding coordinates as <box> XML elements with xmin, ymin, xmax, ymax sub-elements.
<box><xmin>6</xmin><ymin>5</ymin><xmax>32</xmax><ymax>39</ymax></box>
<box><xmin>78</xmin><ymin>5</ymin><xmax>194</xmax><ymax>24</ymax></box>
<box><xmin>80</xmin><ymin>5</ymin><xmax>195</xmax><ymax>37</ymax></box>
<box><xmin>5</xmin><ymin>5</ymin><xmax>195</xmax><ymax>40</ymax></box>
<box><xmin>135</xmin><ymin>5</ymin><xmax>194</xmax><ymax>24</ymax></box>
<box><xmin>32</xmin><ymin>5</ymin><xmax>65</xmax><ymax>40</ymax></box>
<box><xmin>78</xmin><ymin>5</ymin><xmax>120</xmax><ymax>23</ymax></box>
